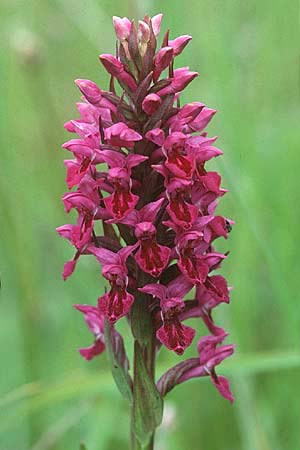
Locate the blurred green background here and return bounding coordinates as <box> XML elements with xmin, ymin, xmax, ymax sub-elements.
<box><xmin>1</xmin><ymin>0</ymin><xmax>299</xmax><ymax>449</ymax></box>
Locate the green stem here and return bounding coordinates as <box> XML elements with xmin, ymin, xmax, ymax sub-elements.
<box><xmin>130</xmin><ymin>420</ymin><xmax>143</xmax><ymax>450</ymax></box>
<box><xmin>131</xmin><ymin>333</ymin><xmax>156</xmax><ymax>450</ymax></box>
<box><xmin>130</xmin><ymin>266</ymin><xmax>161</xmax><ymax>450</ymax></box>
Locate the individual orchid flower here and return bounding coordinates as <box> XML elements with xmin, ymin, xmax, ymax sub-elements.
<box><xmin>57</xmin><ymin>193</ymin><xmax>96</xmax><ymax>280</ymax></box>
<box><xmin>56</xmin><ymin>220</ymin><xmax>92</xmax><ymax>253</ymax></box>
<box><xmin>74</xmin><ymin>304</ymin><xmax>106</xmax><ymax>360</ymax></box>
<box><xmin>162</xmin><ymin>132</ymin><xmax>195</xmax><ymax>179</ymax></box>
<box><xmin>166</xmin><ymin>178</ymin><xmax>199</xmax><ymax>229</ymax></box>
<box><xmin>64</xmin><ymin>99</ymin><xmax>113</xmax><ymax>137</ymax></box>
<box><xmin>62</xmin><ymin>136</ymin><xmax>104</xmax><ymax>188</ymax></box>
<box><xmin>179</xmin><ymin>334</ymin><xmax>234</xmax><ymax>401</ymax></box>
<box><xmin>147</xmin><ymin>129</ymin><xmax>195</xmax><ymax>179</ymax></box>
<box><xmin>186</xmin><ymin>135</ymin><xmax>223</xmax><ymax>171</ymax></box>
<box><xmin>157</xmin><ymin>333</ymin><xmax>234</xmax><ymax>402</ymax></box>
<box><xmin>105</xmin><ymin>169</ymin><xmax>139</xmax><ymax>220</ymax></box>
<box><xmin>178</xmin><ymin>272</ymin><xmax>231</xmax><ymax>337</ymax></box>
<box><xmin>89</xmin><ymin>245</ymin><xmax>137</xmax><ymax>323</ymax></box>
<box><xmin>100</xmin><ymin>150</ymin><xmax>147</xmax><ymax>220</ymax></box>
<box><xmin>64</xmin><ymin>119</ymin><xmax>100</xmax><ymax>140</ymax></box>
<box><xmin>168</xmin><ymin>102</ymin><xmax>216</xmax><ymax>135</ymax></box>
<box><xmin>104</xmin><ymin>123</ymin><xmax>142</xmax><ymax>148</ymax></box>
<box><xmin>140</xmin><ymin>275</ymin><xmax>195</xmax><ymax>354</ymax></box>
<box><xmin>203</xmin><ymin>215</ymin><xmax>234</xmax><ymax>242</ymax></box>
<box><xmin>192</xmin><ymin>171</ymin><xmax>228</xmax><ymax>214</ymax></box>
<box><xmin>184</xmin><ymin>107</ymin><xmax>217</xmax><ymax>133</ymax></box>
<box><xmin>118</xmin><ymin>198</ymin><xmax>170</xmax><ymax>277</ymax></box>
<box><xmin>134</xmin><ymin>222</ymin><xmax>171</xmax><ymax>277</ymax></box>
<box><xmin>166</xmin><ymin>102</ymin><xmax>205</xmax><ymax>131</ymax></box>
<box><xmin>176</xmin><ymin>230</ymin><xmax>226</xmax><ymax>284</ymax></box>
<box><xmin>57</xmin><ymin>176</ymin><xmax>110</xmax><ymax>279</ymax></box>
<box><xmin>150</xmin><ymin>167</ymin><xmax>199</xmax><ymax>230</ymax></box>
<box><xmin>200</xmin><ymin>275</ymin><xmax>231</xmax><ymax>305</ymax></box>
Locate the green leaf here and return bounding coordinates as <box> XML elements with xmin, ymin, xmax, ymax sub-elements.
<box><xmin>132</xmin><ymin>341</ymin><xmax>163</xmax><ymax>446</ymax></box>
<box><xmin>104</xmin><ymin>321</ymin><xmax>133</xmax><ymax>403</ymax></box>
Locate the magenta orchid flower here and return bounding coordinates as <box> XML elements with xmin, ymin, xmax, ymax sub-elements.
<box><xmin>74</xmin><ymin>304</ymin><xmax>106</xmax><ymax>360</ymax></box>
<box><xmin>158</xmin><ymin>332</ymin><xmax>234</xmax><ymax>402</ymax></box>
<box><xmin>166</xmin><ymin>178</ymin><xmax>199</xmax><ymax>229</ymax></box>
<box><xmin>148</xmin><ymin>129</ymin><xmax>195</xmax><ymax>179</ymax></box>
<box><xmin>139</xmin><ymin>275</ymin><xmax>194</xmax><ymax>354</ymax></box>
<box><xmin>179</xmin><ymin>333</ymin><xmax>234</xmax><ymax>402</ymax></box>
<box><xmin>179</xmin><ymin>274</ymin><xmax>231</xmax><ymax>336</ymax></box>
<box><xmin>168</xmin><ymin>102</ymin><xmax>217</xmax><ymax>134</ymax></box>
<box><xmin>163</xmin><ymin>132</ymin><xmax>195</xmax><ymax>179</ymax></box>
<box><xmin>117</xmin><ymin>198</ymin><xmax>171</xmax><ymax>277</ymax></box>
<box><xmin>134</xmin><ymin>222</ymin><xmax>171</xmax><ymax>277</ymax></box>
<box><xmin>101</xmin><ymin>150</ymin><xmax>147</xmax><ymax>220</ymax></box>
<box><xmin>176</xmin><ymin>230</ymin><xmax>226</xmax><ymax>284</ymax></box>
<box><xmin>62</xmin><ymin>135</ymin><xmax>104</xmax><ymax>188</ymax></box>
<box><xmin>89</xmin><ymin>245</ymin><xmax>137</xmax><ymax>323</ymax></box>
<box><xmin>104</xmin><ymin>123</ymin><xmax>142</xmax><ymax>148</ymax></box>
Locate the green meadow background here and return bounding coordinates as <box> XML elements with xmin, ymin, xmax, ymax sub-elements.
<box><xmin>1</xmin><ymin>0</ymin><xmax>299</xmax><ymax>449</ymax></box>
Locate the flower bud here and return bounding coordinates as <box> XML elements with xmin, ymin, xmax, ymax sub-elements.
<box><xmin>113</xmin><ymin>16</ymin><xmax>131</xmax><ymax>41</ymax></box>
<box><xmin>153</xmin><ymin>46</ymin><xmax>174</xmax><ymax>82</ymax></box>
<box><xmin>169</xmin><ymin>35</ymin><xmax>192</xmax><ymax>56</ymax></box>
<box><xmin>145</xmin><ymin>128</ymin><xmax>165</xmax><ymax>146</ymax></box>
<box><xmin>138</xmin><ymin>20</ymin><xmax>150</xmax><ymax>44</ymax></box>
<box><xmin>142</xmin><ymin>93</ymin><xmax>162</xmax><ymax>114</ymax></box>
<box><xmin>151</xmin><ymin>13</ymin><xmax>163</xmax><ymax>36</ymax></box>
<box><xmin>157</xmin><ymin>67</ymin><xmax>198</xmax><ymax>95</ymax></box>
<box><xmin>75</xmin><ymin>79</ymin><xmax>102</xmax><ymax>105</ymax></box>
<box><xmin>99</xmin><ymin>54</ymin><xmax>137</xmax><ymax>91</ymax></box>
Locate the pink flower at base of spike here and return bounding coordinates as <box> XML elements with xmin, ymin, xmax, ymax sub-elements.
<box><xmin>157</xmin><ymin>332</ymin><xmax>235</xmax><ymax>402</ymax></box>
<box><xmin>57</xmin><ymin>11</ymin><xmax>235</xmax><ymax>449</ymax></box>
<box><xmin>139</xmin><ymin>275</ymin><xmax>195</xmax><ymax>354</ymax></box>
<box><xmin>89</xmin><ymin>244</ymin><xmax>137</xmax><ymax>323</ymax></box>
<box><xmin>74</xmin><ymin>304</ymin><xmax>106</xmax><ymax>360</ymax></box>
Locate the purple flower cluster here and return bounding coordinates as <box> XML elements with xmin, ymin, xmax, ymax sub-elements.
<box><xmin>57</xmin><ymin>13</ymin><xmax>234</xmax><ymax>402</ymax></box>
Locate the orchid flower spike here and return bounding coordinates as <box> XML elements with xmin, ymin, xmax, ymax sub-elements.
<box><xmin>57</xmin><ymin>12</ymin><xmax>235</xmax><ymax>449</ymax></box>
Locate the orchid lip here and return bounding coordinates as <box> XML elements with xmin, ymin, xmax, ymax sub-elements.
<box><xmin>139</xmin><ymin>234</ymin><xmax>154</xmax><ymax>241</ymax></box>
